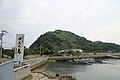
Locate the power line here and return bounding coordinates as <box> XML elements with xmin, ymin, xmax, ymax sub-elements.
<box><xmin>7</xmin><ymin>33</ymin><xmax>15</xmax><ymax>38</ymax></box>
<box><xmin>5</xmin><ymin>32</ymin><xmax>15</xmax><ymax>39</ymax></box>
<box><xmin>2</xmin><ymin>32</ymin><xmax>15</xmax><ymax>49</ymax></box>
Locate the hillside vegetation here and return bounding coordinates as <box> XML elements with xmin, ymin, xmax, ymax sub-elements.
<box><xmin>29</xmin><ymin>30</ymin><xmax>120</xmax><ymax>54</ymax></box>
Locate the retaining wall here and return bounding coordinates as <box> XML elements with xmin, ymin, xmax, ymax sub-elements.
<box><xmin>13</xmin><ymin>64</ymin><xmax>32</xmax><ymax>80</ymax></box>
<box><xmin>14</xmin><ymin>57</ymin><xmax>48</xmax><ymax>80</ymax></box>
<box><xmin>23</xmin><ymin>57</ymin><xmax>48</xmax><ymax>71</ymax></box>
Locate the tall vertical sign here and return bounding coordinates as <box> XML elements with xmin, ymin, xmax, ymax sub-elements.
<box><xmin>14</xmin><ymin>34</ymin><xmax>24</xmax><ymax>62</ymax></box>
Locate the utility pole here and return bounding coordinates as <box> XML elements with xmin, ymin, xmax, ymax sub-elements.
<box><xmin>0</xmin><ymin>30</ymin><xmax>8</xmax><ymax>58</ymax></box>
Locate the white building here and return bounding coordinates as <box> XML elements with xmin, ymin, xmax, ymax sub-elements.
<box><xmin>58</xmin><ymin>49</ymin><xmax>83</xmax><ymax>53</ymax></box>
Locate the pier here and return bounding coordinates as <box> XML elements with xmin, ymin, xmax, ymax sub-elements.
<box><xmin>49</xmin><ymin>53</ymin><xmax>120</xmax><ymax>61</ymax></box>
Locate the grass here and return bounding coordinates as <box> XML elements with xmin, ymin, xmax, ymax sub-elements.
<box><xmin>0</xmin><ymin>58</ymin><xmax>11</xmax><ymax>63</ymax></box>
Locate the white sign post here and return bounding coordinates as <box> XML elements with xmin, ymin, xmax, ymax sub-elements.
<box><xmin>14</xmin><ymin>34</ymin><xmax>24</xmax><ymax>63</ymax></box>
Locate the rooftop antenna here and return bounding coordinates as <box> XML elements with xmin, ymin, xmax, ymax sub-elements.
<box><xmin>0</xmin><ymin>29</ymin><xmax>8</xmax><ymax>58</ymax></box>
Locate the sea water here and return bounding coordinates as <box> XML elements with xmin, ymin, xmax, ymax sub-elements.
<box><xmin>45</xmin><ymin>59</ymin><xmax>120</xmax><ymax>80</ymax></box>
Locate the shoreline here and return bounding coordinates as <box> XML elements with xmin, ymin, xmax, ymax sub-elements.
<box><xmin>31</xmin><ymin>62</ymin><xmax>76</xmax><ymax>80</ymax></box>
<box><xmin>31</xmin><ymin>68</ymin><xmax>55</xmax><ymax>80</ymax></box>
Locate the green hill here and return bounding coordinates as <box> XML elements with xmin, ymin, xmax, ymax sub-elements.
<box><xmin>29</xmin><ymin>30</ymin><xmax>120</xmax><ymax>53</ymax></box>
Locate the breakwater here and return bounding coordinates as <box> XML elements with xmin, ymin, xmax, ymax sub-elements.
<box><xmin>49</xmin><ymin>53</ymin><xmax>120</xmax><ymax>61</ymax></box>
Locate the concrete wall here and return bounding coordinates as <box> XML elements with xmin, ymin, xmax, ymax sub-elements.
<box><xmin>0</xmin><ymin>60</ymin><xmax>13</xmax><ymax>80</ymax></box>
<box><xmin>30</xmin><ymin>58</ymin><xmax>48</xmax><ymax>71</ymax></box>
<box><xmin>23</xmin><ymin>57</ymin><xmax>48</xmax><ymax>71</ymax></box>
<box><xmin>14</xmin><ymin>57</ymin><xmax>48</xmax><ymax>80</ymax></box>
<box><xmin>14</xmin><ymin>64</ymin><xmax>31</xmax><ymax>80</ymax></box>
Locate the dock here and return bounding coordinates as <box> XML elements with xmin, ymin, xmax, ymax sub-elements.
<box><xmin>49</xmin><ymin>53</ymin><xmax>120</xmax><ymax>61</ymax></box>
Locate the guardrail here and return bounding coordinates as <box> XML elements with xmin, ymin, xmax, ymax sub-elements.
<box><xmin>13</xmin><ymin>64</ymin><xmax>31</xmax><ymax>80</ymax></box>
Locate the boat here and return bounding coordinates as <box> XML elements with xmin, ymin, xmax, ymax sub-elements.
<box><xmin>73</xmin><ymin>58</ymin><xmax>95</xmax><ymax>64</ymax></box>
<box><xmin>68</xmin><ymin>60</ymin><xmax>73</xmax><ymax>62</ymax></box>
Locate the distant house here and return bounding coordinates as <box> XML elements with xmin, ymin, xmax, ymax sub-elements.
<box><xmin>58</xmin><ymin>49</ymin><xmax>83</xmax><ymax>53</ymax></box>
<box><xmin>71</xmin><ymin>49</ymin><xmax>83</xmax><ymax>53</ymax></box>
<box><xmin>58</xmin><ymin>50</ymin><xmax>68</xmax><ymax>53</ymax></box>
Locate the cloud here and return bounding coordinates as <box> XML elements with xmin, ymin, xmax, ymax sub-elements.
<box><xmin>86</xmin><ymin>21</ymin><xmax>120</xmax><ymax>43</ymax></box>
<box><xmin>0</xmin><ymin>0</ymin><xmax>120</xmax><ymax>47</ymax></box>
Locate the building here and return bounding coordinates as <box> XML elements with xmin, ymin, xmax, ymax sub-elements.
<box><xmin>58</xmin><ymin>49</ymin><xmax>83</xmax><ymax>53</ymax></box>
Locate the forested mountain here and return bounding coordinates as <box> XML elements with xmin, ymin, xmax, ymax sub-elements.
<box><xmin>29</xmin><ymin>30</ymin><xmax>120</xmax><ymax>53</ymax></box>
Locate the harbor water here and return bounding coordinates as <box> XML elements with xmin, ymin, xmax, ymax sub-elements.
<box><xmin>45</xmin><ymin>59</ymin><xmax>120</xmax><ymax>80</ymax></box>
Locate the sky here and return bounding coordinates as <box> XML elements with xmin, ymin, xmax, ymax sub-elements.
<box><xmin>0</xmin><ymin>0</ymin><xmax>120</xmax><ymax>48</ymax></box>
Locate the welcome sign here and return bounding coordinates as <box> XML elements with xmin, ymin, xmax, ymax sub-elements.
<box><xmin>14</xmin><ymin>34</ymin><xmax>24</xmax><ymax>62</ymax></box>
